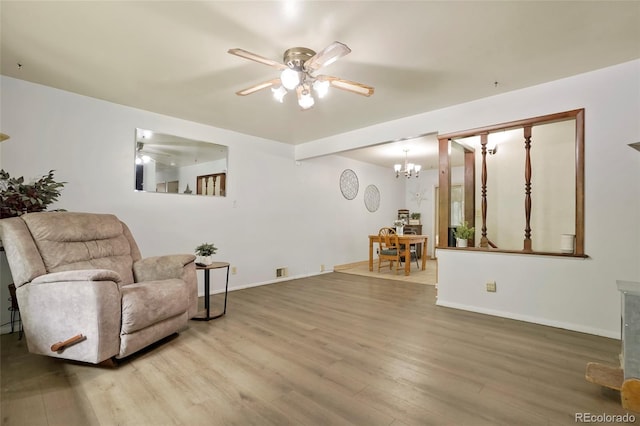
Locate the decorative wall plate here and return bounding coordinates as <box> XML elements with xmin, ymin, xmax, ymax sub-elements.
<box><xmin>364</xmin><ymin>184</ymin><xmax>380</xmax><ymax>212</ymax></box>
<box><xmin>339</xmin><ymin>169</ymin><xmax>359</xmax><ymax>200</ymax></box>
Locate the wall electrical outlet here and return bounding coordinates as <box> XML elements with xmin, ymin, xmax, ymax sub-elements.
<box><xmin>320</xmin><ymin>264</ymin><xmax>325</xmax><ymax>272</ymax></box>
<box><xmin>231</xmin><ymin>266</ymin><xmax>237</xmax><ymax>275</ymax></box>
<box><xmin>486</xmin><ymin>281</ymin><xmax>497</xmax><ymax>292</ymax></box>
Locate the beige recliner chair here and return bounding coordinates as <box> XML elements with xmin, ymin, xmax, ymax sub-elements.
<box><xmin>0</xmin><ymin>212</ymin><xmax>198</xmax><ymax>364</ymax></box>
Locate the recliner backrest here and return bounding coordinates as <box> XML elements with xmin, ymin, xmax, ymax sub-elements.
<box><xmin>1</xmin><ymin>212</ymin><xmax>142</xmax><ymax>286</ymax></box>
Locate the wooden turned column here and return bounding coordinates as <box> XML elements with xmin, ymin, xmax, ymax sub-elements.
<box><xmin>523</xmin><ymin>126</ymin><xmax>533</xmax><ymax>252</ymax></box>
<box><xmin>480</xmin><ymin>133</ymin><xmax>489</xmax><ymax>248</ymax></box>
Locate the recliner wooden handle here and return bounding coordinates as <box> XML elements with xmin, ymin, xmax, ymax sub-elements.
<box><xmin>51</xmin><ymin>334</ymin><xmax>85</xmax><ymax>352</ymax></box>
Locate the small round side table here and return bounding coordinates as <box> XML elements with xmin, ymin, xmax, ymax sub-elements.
<box><xmin>192</xmin><ymin>261</ymin><xmax>230</xmax><ymax>321</ymax></box>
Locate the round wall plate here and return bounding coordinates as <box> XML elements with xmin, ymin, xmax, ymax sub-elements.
<box><xmin>339</xmin><ymin>169</ymin><xmax>359</xmax><ymax>200</ymax></box>
<box><xmin>364</xmin><ymin>184</ymin><xmax>380</xmax><ymax>212</ymax></box>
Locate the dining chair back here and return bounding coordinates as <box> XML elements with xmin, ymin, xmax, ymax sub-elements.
<box><xmin>402</xmin><ymin>228</ymin><xmax>420</xmax><ymax>268</ymax></box>
<box><xmin>377</xmin><ymin>227</ymin><xmax>402</xmax><ymax>273</ymax></box>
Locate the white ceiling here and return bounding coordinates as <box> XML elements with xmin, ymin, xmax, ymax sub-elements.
<box><xmin>1</xmin><ymin>1</ymin><xmax>639</xmax><ymax>169</ymax></box>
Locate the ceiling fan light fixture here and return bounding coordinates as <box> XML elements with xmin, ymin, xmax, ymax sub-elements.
<box><xmin>136</xmin><ymin>154</ymin><xmax>151</xmax><ymax>165</ymax></box>
<box><xmin>272</xmin><ymin>85</ymin><xmax>287</xmax><ymax>103</ymax></box>
<box><xmin>313</xmin><ymin>80</ymin><xmax>330</xmax><ymax>98</ymax></box>
<box><xmin>298</xmin><ymin>92</ymin><xmax>315</xmax><ymax>110</ymax></box>
<box><xmin>280</xmin><ymin>68</ymin><xmax>300</xmax><ymax>90</ymax></box>
<box><xmin>297</xmin><ymin>86</ymin><xmax>315</xmax><ymax>109</ymax></box>
<box><xmin>228</xmin><ymin>42</ymin><xmax>374</xmax><ymax>110</ymax></box>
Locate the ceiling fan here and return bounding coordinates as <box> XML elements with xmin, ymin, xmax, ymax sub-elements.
<box><xmin>228</xmin><ymin>41</ymin><xmax>374</xmax><ymax>110</ymax></box>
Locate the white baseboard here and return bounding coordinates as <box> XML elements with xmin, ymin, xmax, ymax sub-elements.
<box><xmin>209</xmin><ymin>270</ymin><xmax>332</xmax><ymax>294</ymax></box>
<box><xmin>435</xmin><ymin>299</ymin><xmax>620</xmax><ymax>339</ymax></box>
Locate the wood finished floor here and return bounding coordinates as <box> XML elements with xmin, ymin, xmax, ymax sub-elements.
<box><xmin>334</xmin><ymin>259</ymin><xmax>437</xmax><ymax>286</ymax></box>
<box><xmin>1</xmin><ymin>273</ymin><xmax>631</xmax><ymax>425</ymax></box>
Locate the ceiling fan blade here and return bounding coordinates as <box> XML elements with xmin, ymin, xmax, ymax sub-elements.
<box><xmin>235</xmin><ymin>78</ymin><xmax>281</xmax><ymax>96</ymax></box>
<box><xmin>304</xmin><ymin>41</ymin><xmax>351</xmax><ymax>72</ymax></box>
<box><xmin>317</xmin><ymin>75</ymin><xmax>374</xmax><ymax>97</ymax></box>
<box><xmin>228</xmin><ymin>48</ymin><xmax>288</xmax><ymax>70</ymax></box>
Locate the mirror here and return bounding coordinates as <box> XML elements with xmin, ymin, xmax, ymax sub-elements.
<box><xmin>134</xmin><ymin>129</ymin><xmax>228</xmax><ymax>196</ymax></box>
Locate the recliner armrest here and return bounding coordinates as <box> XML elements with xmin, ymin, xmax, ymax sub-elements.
<box><xmin>133</xmin><ymin>254</ymin><xmax>196</xmax><ymax>282</ymax></box>
<box><xmin>19</xmin><ymin>269</ymin><xmax>124</xmax><ymax>363</ymax></box>
<box><xmin>31</xmin><ymin>269</ymin><xmax>122</xmax><ymax>285</ymax></box>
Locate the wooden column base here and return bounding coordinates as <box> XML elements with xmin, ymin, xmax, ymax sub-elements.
<box><xmin>586</xmin><ymin>362</ymin><xmax>640</xmax><ymax>412</ymax></box>
<box><xmin>622</xmin><ymin>378</ymin><xmax>640</xmax><ymax>412</ymax></box>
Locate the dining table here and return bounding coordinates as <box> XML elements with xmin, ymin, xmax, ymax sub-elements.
<box><xmin>368</xmin><ymin>234</ymin><xmax>428</xmax><ymax>276</ymax></box>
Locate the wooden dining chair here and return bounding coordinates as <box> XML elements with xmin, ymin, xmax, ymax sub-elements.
<box><xmin>377</xmin><ymin>227</ymin><xmax>402</xmax><ymax>273</ymax></box>
<box><xmin>402</xmin><ymin>228</ymin><xmax>420</xmax><ymax>268</ymax></box>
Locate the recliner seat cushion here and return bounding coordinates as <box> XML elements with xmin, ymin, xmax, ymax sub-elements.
<box><xmin>120</xmin><ymin>279</ymin><xmax>188</xmax><ymax>334</ymax></box>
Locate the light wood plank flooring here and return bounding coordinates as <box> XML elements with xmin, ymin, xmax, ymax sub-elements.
<box><xmin>1</xmin><ymin>273</ymin><xmax>630</xmax><ymax>425</ymax></box>
<box><xmin>334</xmin><ymin>259</ymin><xmax>437</xmax><ymax>285</ymax></box>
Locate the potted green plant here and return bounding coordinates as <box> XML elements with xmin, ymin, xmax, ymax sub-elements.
<box><xmin>195</xmin><ymin>242</ymin><xmax>217</xmax><ymax>265</ymax></box>
<box><xmin>0</xmin><ymin>169</ymin><xmax>66</xmax><ymax>219</ymax></box>
<box><xmin>453</xmin><ymin>221</ymin><xmax>475</xmax><ymax>247</ymax></box>
<box><xmin>410</xmin><ymin>212</ymin><xmax>421</xmax><ymax>225</ymax></box>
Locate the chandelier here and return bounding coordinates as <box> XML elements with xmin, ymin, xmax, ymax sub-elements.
<box><xmin>394</xmin><ymin>149</ymin><xmax>422</xmax><ymax>178</ymax></box>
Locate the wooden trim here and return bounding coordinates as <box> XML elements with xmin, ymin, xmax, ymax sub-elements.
<box><xmin>437</xmin><ymin>246</ymin><xmax>589</xmax><ymax>258</ymax></box>
<box><xmin>575</xmin><ymin>109</ymin><xmax>585</xmax><ymax>255</ymax></box>
<box><xmin>438</xmin><ymin>138</ymin><xmax>451</xmax><ymax>248</ymax></box>
<box><xmin>438</xmin><ymin>109</ymin><xmax>585</xmax><ymax>141</ymax></box>
<box><xmin>438</xmin><ymin>108</ymin><xmax>586</xmax><ymax>257</ymax></box>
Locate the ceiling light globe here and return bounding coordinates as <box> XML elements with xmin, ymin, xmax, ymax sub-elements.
<box><xmin>272</xmin><ymin>86</ymin><xmax>287</xmax><ymax>103</ymax></box>
<box><xmin>281</xmin><ymin>68</ymin><xmax>300</xmax><ymax>90</ymax></box>
<box><xmin>298</xmin><ymin>92</ymin><xmax>315</xmax><ymax>109</ymax></box>
<box><xmin>313</xmin><ymin>80</ymin><xmax>330</xmax><ymax>98</ymax></box>
<box><xmin>394</xmin><ymin>164</ymin><xmax>402</xmax><ymax>172</ymax></box>
<box><xmin>298</xmin><ymin>90</ymin><xmax>316</xmax><ymax>109</ymax></box>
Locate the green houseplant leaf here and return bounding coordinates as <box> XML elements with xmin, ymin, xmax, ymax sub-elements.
<box><xmin>453</xmin><ymin>221</ymin><xmax>475</xmax><ymax>240</ymax></box>
<box><xmin>0</xmin><ymin>169</ymin><xmax>66</xmax><ymax>218</ymax></box>
<box><xmin>195</xmin><ymin>243</ymin><xmax>218</xmax><ymax>256</ymax></box>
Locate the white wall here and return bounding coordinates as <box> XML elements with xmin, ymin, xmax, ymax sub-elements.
<box><xmin>2</xmin><ymin>60</ymin><xmax>638</xmax><ymax>338</ymax></box>
<box><xmin>0</xmin><ymin>76</ymin><xmax>404</xmax><ymax>333</ymax></box>
<box><xmin>297</xmin><ymin>59</ymin><xmax>640</xmax><ymax>338</ymax></box>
